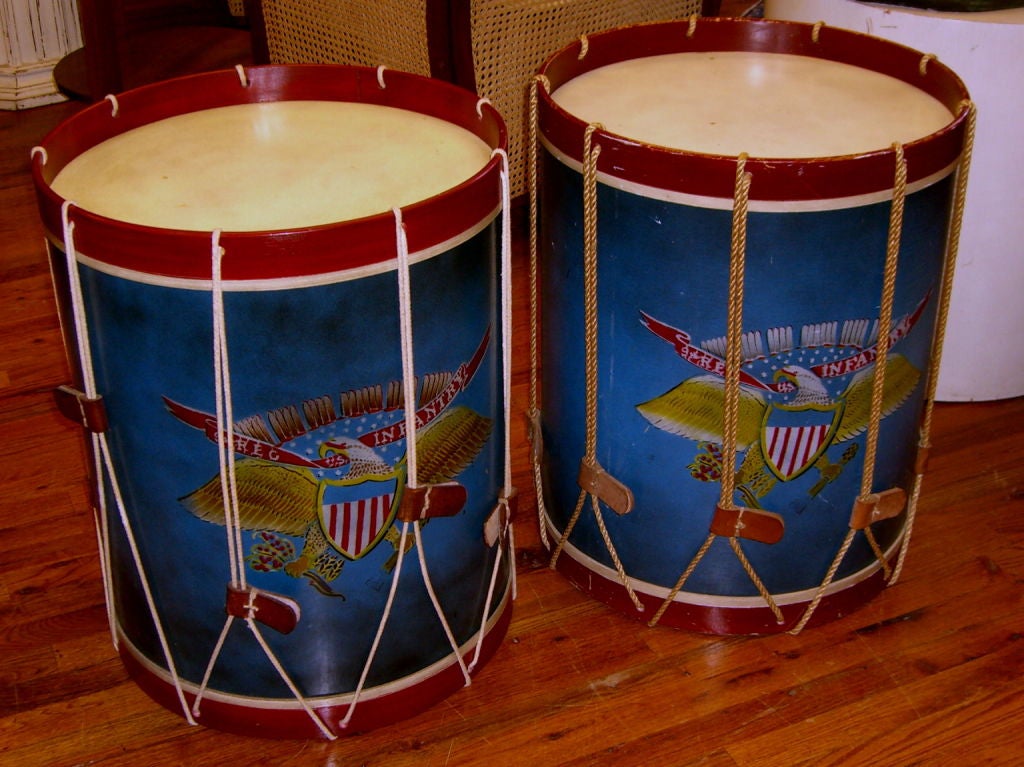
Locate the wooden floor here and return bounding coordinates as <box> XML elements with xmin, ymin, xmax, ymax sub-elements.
<box><xmin>2</xmin><ymin>32</ymin><xmax>1023</xmax><ymax>767</ymax></box>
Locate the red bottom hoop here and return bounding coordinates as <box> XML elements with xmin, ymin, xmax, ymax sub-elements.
<box><xmin>120</xmin><ymin>592</ymin><xmax>513</xmax><ymax>739</ymax></box>
<box><xmin>549</xmin><ymin>532</ymin><xmax>901</xmax><ymax>635</ymax></box>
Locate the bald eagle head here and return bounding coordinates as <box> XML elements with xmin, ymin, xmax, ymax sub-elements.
<box><xmin>774</xmin><ymin>365</ymin><xmax>831</xmax><ymax>406</ymax></box>
<box><xmin>319</xmin><ymin>436</ymin><xmax>394</xmax><ymax>482</ymax></box>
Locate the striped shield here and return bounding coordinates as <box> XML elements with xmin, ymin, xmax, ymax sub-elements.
<box><xmin>318</xmin><ymin>477</ymin><xmax>400</xmax><ymax>560</ymax></box>
<box><xmin>761</xmin><ymin>402</ymin><xmax>843</xmax><ymax>482</ymax></box>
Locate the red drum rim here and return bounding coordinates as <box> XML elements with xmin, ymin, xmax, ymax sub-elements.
<box><xmin>537</xmin><ymin>17</ymin><xmax>970</xmax><ymax>202</ymax></box>
<box><xmin>32</xmin><ymin>64</ymin><xmax>507</xmax><ymax>283</ymax></box>
<box><xmin>549</xmin><ymin>541</ymin><xmax>893</xmax><ymax>635</ymax></box>
<box><xmin>120</xmin><ymin>588</ymin><xmax>513</xmax><ymax>738</ymax></box>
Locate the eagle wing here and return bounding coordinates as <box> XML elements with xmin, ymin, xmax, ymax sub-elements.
<box><xmin>414</xmin><ymin>405</ymin><xmax>493</xmax><ymax>484</ymax></box>
<box><xmin>180</xmin><ymin>458</ymin><xmax>319</xmax><ymax>535</ymax></box>
<box><xmin>834</xmin><ymin>354</ymin><xmax>922</xmax><ymax>443</ymax></box>
<box><xmin>636</xmin><ymin>375</ymin><xmax>767</xmax><ymax>450</ymax></box>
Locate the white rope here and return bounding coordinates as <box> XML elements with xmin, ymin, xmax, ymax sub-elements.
<box><xmin>495</xmin><ymin>148</ymin><xmax>518</xmax><ymax>604</ymax></box>
<box><xmin>204</xmin><ymin>234</ymin><xmax>335</xmax><ymax>736</ymax></box>
<box><xmin>234</xmin><ymin>64</ymin><xmax>248</xmax><ymax>87</ymax></box>
<box><xmin>414</xmin><ymin>518</ymin><xmax>471</xmax><ymax>685</ymax></box>
<box><xmin>457</xmin><ymin>151</ymin><xmax>520</xmax><ymax>673</ymax></box>
<box><xmin>90</xmin><ymin>498</ymin><xmax>118</xmax><ymax>648</ymax></box>
<box><xmin>210</xmin><ymin>232</ymin><xmax>247</xmax><ymax>588</ymax></box>
<box><xmin>60</xmin><ymin>201</ymin><xmax>196</xmax><ymax>725</ymax></box>
<box><xmin>192</xmin><ymin>614</ymin><xmax>234</xmax><ymax>716</ymax></box>
<box><xmin>470</xmin><ymin>504</ymin><xmax>508</xmax><ymax>673</ymax></box>
<box><xmin>342</xmin><ymin>209</ymin><xmax>425</xmax><ymax>730</ymax></box>
<box><xmin>396</xmin><ymin>208</ymin><xmax>470</xmax><ymax>684</ymax></box>
<box><xmin>104</xmin><ymin>94</ymin><xmax>119</xmax><ymax>117</ymax></box>
<box><xmin>344</xmin><ymin>203</ymin><xmax>505</xmax><ymax>725</ymax></box>
<box><xmin>376</xmin><ymin>64</ymin><xmax>388</xmax><ymax>89</ymax></box>
<box><xmin>44</xmin><ymin>220</ymin><xmax>117</xmax><ymax>647</ymax></box>
<box><xmin>476</xmin><ymin>97</ymin><xmax>492</xmax><ymax>120</ymax></box>
<box><xmin>340</xmin><ymin>521</ymin><xmax>410</xmax><ymax>730</ymax></box>
<box><xmin>61</xmin><ymin>206</ymin><xmax>98</xmax><ymax>396</ymax></box>
<box><xmin>394</xmin><ymin>208</ymin><xmax>419</xmax><ymax>489</ymax></box>
<box><xmin>30</xmin><ymin>145</ymin><xmax>47</xmax><ymax>164</ymax></box>
<box><xmin>493</xmin><ymin>148</ymin><xmax>515</xmax><ymax>501</ymax></box>
<box><xmin>192</xmin><ymin>598</ymin><xmax>335</xmax><ymax>738</ymax></box>
<box><xmin>508</xmin><ymin>517</ymin><xmax>517</xmax><ymax>601</ymax></box>
<box><xmin>194</xmin><ymin>591</ymin><xmax>335</xmax><ymax>739</ymax></box>
<box><xmin>194</xmin><ymin>233</ymin><xmax>241</xmax><ymax>718</ymax></box>
<box><xmin>246</xmin><ymin>616</ymin><xmax>336</xmax><ymax>739</ymax></box>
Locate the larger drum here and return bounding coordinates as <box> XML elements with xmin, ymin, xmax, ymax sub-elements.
<box><xmin>33</xmin><ymin>65</ymin><xmax>515</xmax><ymax>738</ymax></box>
<box><xmin>531</xmin><ymin>19</ymin><xmax>972</xmax><ymax>634</ymax></box>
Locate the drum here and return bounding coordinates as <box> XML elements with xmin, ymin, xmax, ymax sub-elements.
<box><xmin>530</xmin><ymin>18</ymin><xmax>972</xmax><ymax>634</ymax></box>
<box><xmin>33</xmin><ymin>64</ymin><xmax>515</xmax><ymax>738</ymax></box>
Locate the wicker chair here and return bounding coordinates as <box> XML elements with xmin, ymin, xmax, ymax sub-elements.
<box><xmin>249</xmin><ymin>1</ymin><xmax>715</xmax><ymax>196</ymax></box>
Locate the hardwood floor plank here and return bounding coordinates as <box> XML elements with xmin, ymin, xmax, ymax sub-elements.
<box><xmin>723</xmin><ymin>641</ymin><xmax>1024</xmax><ymax>767</ymax></box>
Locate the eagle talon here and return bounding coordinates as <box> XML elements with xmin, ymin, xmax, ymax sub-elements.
<box><xmin>305</xmin><ymin>571</ymin><xmax>346</xmax><ymax>599</ymax></box>
<box><xmin>736</xmin><ymin>485</ymin><xmax>765</xmax><ymax>510</ymax></box>
<box><xmin>284</xmin><ymin>556</ymin><xmax>311</xmax><ymax>578</ymax></box>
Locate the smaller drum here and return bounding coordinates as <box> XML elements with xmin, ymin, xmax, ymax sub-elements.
<box><xmin>531</xmin><ymin>19</ymin><xmax>971</xmax><ymax>634</ymax></box>
<box><xmin>34</xmin><ymin>65</ymin><xmax>514</xmax><ymax>737</ymax></box>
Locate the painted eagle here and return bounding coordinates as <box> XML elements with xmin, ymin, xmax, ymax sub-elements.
<box><xmin>637</xmin><ymin>351</ymin><xmax>921</xmax><ymax>508</ymax></box>
<box><xmin>178</xmin><ymin>405</ymin><xmax>493</xmax><ymax>595</ymax></box>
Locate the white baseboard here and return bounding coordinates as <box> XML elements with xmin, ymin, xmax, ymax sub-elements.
<box><xmin>0</xmin><ymin>59</ymin><xmax>69</xmax><ymax>110</ymax></box>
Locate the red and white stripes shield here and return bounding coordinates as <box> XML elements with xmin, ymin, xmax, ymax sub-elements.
<box><xmin>320</xmin><ymin>488</ymin><xmax>397</xmax><ymax>560</ymax></box>
<box><xmin>761</xmin><ymin>404</ymin><xmax>843</xmax><ymax>481</ymax></box>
